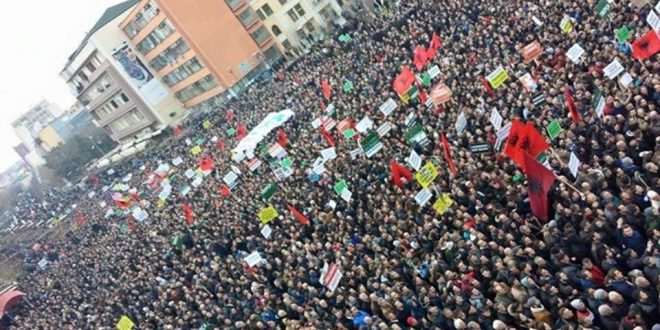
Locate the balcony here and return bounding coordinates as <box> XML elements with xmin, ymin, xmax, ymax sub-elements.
<box><xmin>74</xmin><ymin>61</ymin><xmax>111</xmax><ymax>97</ymax></box>
<box><xmin>225</xmin><ymin>0</ymin><xmax>246</xmax><ymax>11</ymax></box>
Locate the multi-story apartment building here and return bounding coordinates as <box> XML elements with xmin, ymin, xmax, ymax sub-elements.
<box><xmin>119</xmin><ymin>0</ymin><xmax>285</xmax><ymax>111</ymax></box>
<box><xmin>11</xmin><ymin>100</ymin><xmax>64</xmax><ymax>166</ymax></box>
<box><xmin>60</xmin><ymin>0</ymin><xmax>186</xmax><ymax>142</ymax></box>
<box><xmin>250</xmin><ymin>0</ymin><xmax>344</xmax><ymax>56</ymax></box>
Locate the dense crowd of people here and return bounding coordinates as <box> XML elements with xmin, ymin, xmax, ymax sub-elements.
<box><xmin>4</xmin><ymin>0</ymin><xmax>660</xmax><ymax>329</ymax></box>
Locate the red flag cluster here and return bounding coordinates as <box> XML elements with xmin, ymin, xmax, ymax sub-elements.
<box><xmin>237</xmin><ymin>124</ymin><xmax>247</xmax><ymax>141</ymax></box>
<box><xmin>503</xmin><ymin>120</ymin><xmax>549</xmax><ymax>172</ymax></box>
<box><xmin>427</xmin><ymin>32</ymin><xmax>442</xmax><ymax>59</ymax></box>
<box><xmin>564</xmin><ymin>86</ymin><xmax>581</xmax><ymax>122</ymax></box>
<box><xmin>200</xmin><ymin>156</ymin><xmax>214</xmax><ymax>172</ymax></box>
<box><xmin>287</xmin><ymin>204</ymin><xmax>310</xmax><ymax>226</ymax></box>
<box><xmin>413</xmin><ymin>46</ymin><xmax>429</xmax><ymax>71</ymax></box>
<box><xmin>631</xmin><ymin>30</ymin><xmax>660</xmax><ymax>60</ymax></box>
<box><xmin>390</xmin><ymin>160</ymin><xmax>413</xmax><ymax>188</ymax></box>
<box><xmin>441</xmin><ymin>133</ymin><xmax>458</xmax><ymax>175</ymax></box>
<box><xmin>321</xmin><ymin>79</ymin><xmax>332</xmax><ymax>100</ymax></box>
<box><xmin>393</xmin><ymin>66</ymin><xmax>416</xmax><ymax>95</ymax></box>
<box><xmin>319</xmin><ymin>127</ymin><xmax>335</xmax><ymax>147</ymax></box>
<box><xmin>182</xmin><ymin>203</ymin><xmax>194</xmax><ymax>224</ymax></box>
<box><xmin>523</xmin><ymin>152</ymin><xmax>556</xmax><ymax>222</ymax></box>
<box><xmin>277</xmin><ymin>128</ymin><xmax>288</xmax><ymax>146</ymax></box>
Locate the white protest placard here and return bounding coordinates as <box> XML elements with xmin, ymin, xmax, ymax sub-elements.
<box><xmin>379</xmin><ymin>98</ymin><xmax>398</xmax><ymax>117</ymax></box>
<box><xmin>569</xmin><ymin>152</ymin><xmax>581</xmax><ymax>178</ymax></box>
<box><xmin>490</xmin><ymin>108</ymin><xmax>503</xmax><ymax>131</ymax></box>
<box><xmin>355</xmin><ymin>117</ymin><xmax>374</xmax><ymax>133</ymax></box>
<box><xmin>532</xmin><ymin>15</ymin><xmax>543</xmax><ymax>26</ymax></box>
<box><xmin>107</xmin><ymin>169</ymin><xmax>115</xmax><ymax>175</ymax></box>
<box><xmin>172</xmin><ymin>157</ymin><xmax>183</xmax><ymax>166</ymax></box>
<box><xmin>414</xmin><ymin>188</ymin><xmax>433</xmax><ymax>207</ymax></box>
<box><xmin>185</xmin><ymin>138</ymin><xmax>192</xmax><ymax>145</ymax></box>
<box><xmin>132</xmin><ymin>208</ymin><xmax>149</xmax><ymax>222</ymax></box>
<box><xmin>223</xmin><ymin>171</ymin><xmax>239</xmax><ymax>188</ymax></box>
<box><xmin>327</xmin><ymin>268</ymin><xmax>343</xmax><ymax>292</ymax></box>
<box><xmin>497</xmin><ymin>122</ymin><xmax>513</xmax><ymax>140</ymax></box>
<box><xmin>407</xmin><ymin>149</ymin><xmax>422</xmax><ymax>171</ymax></box>
<box><xmin>455</xmin><ymin>111</ymin><xmax>467</xmax><ymax>133</ymax></box>
<box><xmin>104</xmin><ymin>208</ymin><xmax>114</xmax><ymax>218</ymax></box>
<box><xmin>619</xmin><ymin>72</ymin><xmax>633</xmax><ymax>88</ymax></box>
<box><xmin>211</xmin><ymin>136</ymin><xmax>218</xmax><ymax>143</ymax></box>
<box><xmin>87</xmin><ymin>191</ymin><xmax>96</xmax><ymax>198</ymax></box>
<box><xmin>604</xmin><ymin>59</ymin><xmax>624</xmax><ymax>79</ymax></box>
<box><xmin>180</xmin><ymin>185</ymin><xmax>191</xmax><ymax>196</ymax></box>
<box><xmin>273</xmin><ymin>167</ymin><xmax>293</xmax><ymax>181</ymax></box>
<box><xmin>656</xmin><ymin>1</ymin><xmax>660</xmax><ymax>13</ymax></box>
<box><xmin>244</xmin><ymin>251</ymin><xmax>263</xmax><ymax>267</ymax></box>
<box><xmin>185</xmin><ymin>169</ymin><xmax>195</xmax><ymax>179</ymax></box>
<box><xmin>377</xmin><ymin>122</ymin><xmax>392</xmax><ymax>137</ymax></box>
<box><xmin>341</xmin><ymin>189</ymin><xmax>352</xmax><ymax>202</ymax></box>
<box><xmin>321</xmin><ymin>147</ymin><xmax>337</xmax><ymax>160</ymax></box>
<box><xmin>260</xmin><ymin>225</ymin><xmax>272</xmax><ymax>239</ymax></box>
<box><xmin>38</xmin><ymin>258</ymin><xmax>48</xmax><ymax>269</ymax></box>
<box><xmin>311</xmin><ymin>118</ymin><xmax>322</xmax><ymax>129</ymax></box>
<box><xmin>405</xmin><ymin>113</ymin><xmax>416</xmax><ymax>126</ymax></box>
<box><xmin>158</xmin><ymin>186</ymin><xmax>172</xmax><ymax>200</ymax></box>
<box><xmin>648</xmin><ymin>10</ymin><xmax>660</xmax><ymax>31</ymax></box>
<box><xmin>312</xmin><ymin>157</ymin><xmax>325</xmax><ymax>169</ymax></box>
<box><xmin>191</xmin><ymin>176</ymin><xmax>203</xmax><ymax>188</ymax></box>
<box><xmin>566</xmin><ymin>43</ymin><xmax>585</xmax><ymax>64</ymax></box>
<box><xmin>350</xmin><ymin>148</ymin><xmax>362</xmax><ymax>160</ymax></box>
<box><xmin>327</xmin><ymin>200</ymin><xmax>337</xmax><ymax>210</ymax></box>
<box><xmin>325</xmin><ymin>103</ymin><xmax>335</xmax><ymax>116</ymax></box>
<box><xmin>427</xmin><ymin>65</ymin><xmax>441</xmax><ymax>79</ymax></box>
<box><xmin>313</xmin><ymin>163</ymin><xmax>326</xmax><ymax>175</ymax></box>
<box><xmin>99</xmin><ymin>201</ymin><xmax>107</xmax><ymax>208</ymax></box>
<box><xmin>231</xmin><ymin>165</ymin><xmax>242</xmax><ymax>175</ymax></box>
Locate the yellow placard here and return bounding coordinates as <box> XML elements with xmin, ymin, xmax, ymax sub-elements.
<box><xmin>157</xmin><ymin>199</ymin><xmax>166</xmax><ymax>208</ymax></box>
<box><xmin>432</xmin><ymin>193</ymin><xmax>454</xmax><ymax>214</ymax></box>
<box><xmin>116</xmin><ymin>315</ymin><xmax>134</xmax><ymax>330</ymax></box>
<box><xmin>190</xmin><ymin>146</ymin><xmax>202</xmax><ymax>155</ymax></box>
<box><xmin>203</xmin><ymin>120</ymin><xmax>212</xmax><ymax>129</ymax></box>
<box><xmin>486</xmin><ymin>66</ymin><xmax>509</xmax><ymax>89</ymax></box>
<box><xmin>415</xmin><ymin>162</ymin><xmax>438</xmax><ymax>188</ymax></box>
<box><xmin>560</xmin><ymin>16</ymin><xmax>573</xmax><ymax>34</ymax></box>
<box><xmin>258</xmin><ymin>206</ymin><xmax>278</xmax><ymax>224</ymax></box>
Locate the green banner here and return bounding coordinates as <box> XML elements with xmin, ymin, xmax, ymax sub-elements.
<box><xmin>261</xmin><ymin>183</ymin><xmax>277</xmax><ymax>201</ymax></box>
<box><xmin>546</xmin><ymin>119</ymin><xmax>562</xmax><ymax>140</ymax></box>
<box><xmin>594</xmin><ymin>0</ymin><xmax>611</xmax><ymax>18</ymax></box>
<box><xmin>404</xmin><ymin>124</ymin><xmax>425</xmax><ymax>144</ymax></box>
<box><xmin>334</xmin><ymin>179</ymin><xmax>348</xmax><ymax>195</ymax></box>
<box><xmin>615</xmin><ymin>26</ymin><xmax>630</xmax><ymax>43</ymax></box>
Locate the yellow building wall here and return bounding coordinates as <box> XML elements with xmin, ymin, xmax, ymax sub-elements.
<box><xmin>37</xmin><ymin>126</ymin><xmax>64</xmax><ymax>151</ymax></box>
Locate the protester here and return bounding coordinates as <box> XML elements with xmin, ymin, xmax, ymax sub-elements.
<box><xmin>4</xmin><ymin>0</ymin><xmax>660</xmax><ymax>329</ymax></box>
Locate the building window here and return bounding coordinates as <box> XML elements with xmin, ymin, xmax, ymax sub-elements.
<box><xmin>282</xmin><ymin>39</ymin><xmax>292</xmax><ymax>49</ymax></box>
<box><xmin>288</xmin><ymin>4</ymin><xmax>305</xmax><ymax>22</ymax></box>
<box><xmin>162</xmin><ymin>57</ymin><xmax>204</xmax><ymax>86</ymax></box>
<box><xmin>261</xmin><ymin>4</ymin><xmax>273</xmax><ymax>17</ymax></box>
<box><xmin>271</xmin><ymin>25</ymin><xmax>282</xmax><ymax>36</ymax></box>
<box><xmin>109</xmin><ymin>109</ymin><xmax>145</xmax><ymax>133</ymax></box>
<box><xmin>251</xmin><ymin>26</ymin><xmax>271</xmax><ymax>45</ymax></box>
<box><xmin>224</xmin><ymin>0</ymin><xmax>243</xmax><ymax>9</ymax></box>
<box><xmin>149</xmin><ymin>38</ymin><xmax>190</xmax><ymax>71</ymax></box>
<box><xmin>123</xmin><ymin>1</ymin><xmax>161</xmax><ymax>38</ymax></box>
<box><xmin>279</xmin><ymin>0</ymin><xmax>287</xmax><ymax>4</ymax></box>
<box><xmin>81</xmin><ymin>73</ymin><xmax>113</xmax><ymax>102</ymax></box>
<box><xmin>263</xmin><ymin>45</ymin><xmax>283</xmax><ymax>62</ymax></box>
<box><xmin>136</xmin><ymin>19</ymin><xmax>175</xmax><ymax>54</ymax></box>
<box><xmin>96</xmin><ymin>92</ymin><xmax>130</xmax><ymax>118</ymax></box>
<box><xmin>304</xmin><ymin>21</ymin><xmax>316</xmax><ymax>33</ymax></box>
<box><xmin>237</xmin><ymin>8</ymin><xmax>259</xmax><ymax>27</ymax></box>
<box><xmin>175</xmin><ymin>75</ymin><xmax>219</xmax><ymax>102</ymax></box>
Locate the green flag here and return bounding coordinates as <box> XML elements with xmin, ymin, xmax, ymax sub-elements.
<box><xmin>343</xmin><ymin>129</ymin><xmax>356</xmax><ymax>139</ymax></box>
<box><xmin>334</xmin><ymin>179</ymin><xmax>348</xmax><ymax>195</ymax></box>
<box><xmin>227</xmin><ymin>128</ymin><xmax>236</xmax><ymax>136</ymax></box>
<box><xmin>120</xmin><ymin>224</ymin><xmax>128</xmax><ymax>234</ymax></box>
<box><xmin>615</xmin><ymin>26</ymin><xmax>630</xmax><ymax>43</ymax></box>
<box><xmin>546</xmin><ymin>119</ymin><xmax>562</xmax><ymax>140</ymax></box>
<box><xmin>420</xmin><ymin>72</ymin><xmax>432</xmax><ymax>87</ymax></box>
<box><xmin>343</xmin><ymin>80</ymin><xmax>354</xmax><ymax>92</ymax></box>
<box><xmin>261</xmin><ymin>183</ymin><xmax>277</xmax><ymax>201</ymax></box>
<box><xmin>281</xmin><ymin>157</ymin><xmax>292</xmax><ymax>169</ymax></box>
<box><xmin>173</xmin><ymin>236</ymin><xmax>183</xmax><ymax>249</ymax></box>
<box><xmin>338</xmin><ymin>33</ymin><xmax>352</xmax><ymax>43</ymax></box>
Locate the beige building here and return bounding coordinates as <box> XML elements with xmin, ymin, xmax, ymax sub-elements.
<box><xmin>250</xmin><ymin>0</ymin><xmax>344</xmax><ymax>56</ymax></box>
<box><xmin>60</xmin><ymin>0</ymin><xmax>186</xmax><ymax>142</ymax></box>
<box><xmin>11</xmin><ymin>100</ymin><xmax>64</xmax><ymax>167</ymax></box>
<box><xmin>119</xmin><ymin>0</ymin><xmax>285</xmax><ymax>110</ymax></box>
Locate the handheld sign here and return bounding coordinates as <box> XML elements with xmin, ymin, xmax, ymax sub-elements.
<box><xmin>415</xmin><ymin>162</ymin><xmax>438</xmax><ymax>188</ymax></box>
<box><xmin>486</xmin><ymin>66</ymin><xmax>509</xmax><ymax>89</ymax></box>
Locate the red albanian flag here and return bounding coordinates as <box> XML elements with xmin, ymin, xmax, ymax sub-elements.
<box><xmin>287</xmin><ymin>204</ymin><xmax>310</xmax><ymax>226</ymax></box>
<box><xmin>277</xmin><ymin>128</ymin><xmax>288</xmax><ymax>146</ymax></box>
<box><xmin>390</xmin><ymin>160</ymin><xmax>413</xmax><ymax>188</ymax></box>
<box><xmin>321</xmin><ymin>79</ymin><xmax>332</xmax><ymax>100</ymax></box>
<box><xmin>441</xmin><ymin>132</ymin><xmax>458</xmax><ymax>175</ymax></box>
<box><xmin>631</xmin><ymin>30</ymin><xmax>660</xmax><ymax>60</ymax></box>
<box><xmin>182</xmin><ymin>203</ymin><xmax>194</xmax><ymax>225</ymax></box>
<box><xmin>564</xmin><ymin>86</ymin><xmax>581</xmax><ymax>122</ymax></box>
<box><xmin>523</xmin><ymin>152</ymin><xmax>556</xmax><ymax>222</ymax></box>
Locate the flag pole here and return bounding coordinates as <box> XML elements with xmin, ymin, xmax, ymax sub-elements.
<box><xmin>549</xmin><ymin>147</ymin><xmax>565</xmax><ymax>167</ymax></box>
<box><xmin>555</xmin><ymin>174</ymin><xmax>585</xmax><ymax>199</ymax></box>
